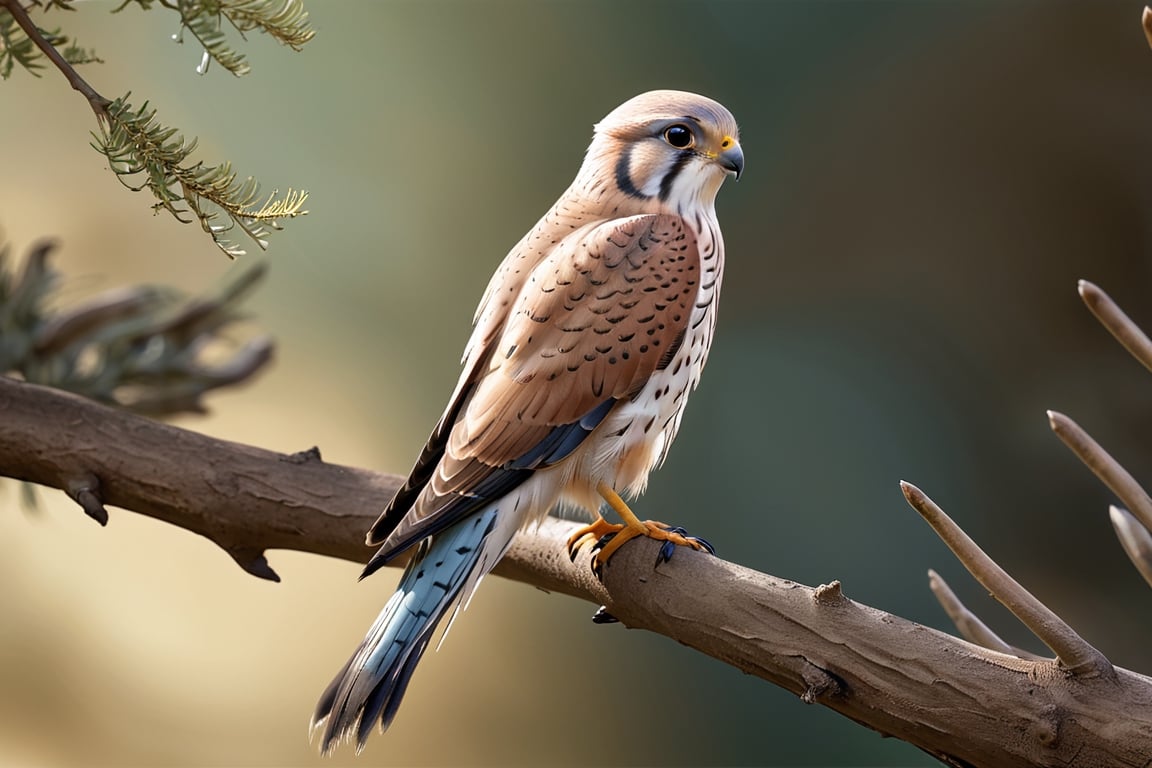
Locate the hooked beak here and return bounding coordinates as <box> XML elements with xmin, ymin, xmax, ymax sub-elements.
<box><xmin>718</xmin><ymin>143</ymin><xmax>744</xmax><ymax>180</ymax></box>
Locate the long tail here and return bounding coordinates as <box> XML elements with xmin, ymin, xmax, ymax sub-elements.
<box><xmin>312</xmin><ymin>508</ymin><xmax>500</xmax><ymax>754</ymax></box>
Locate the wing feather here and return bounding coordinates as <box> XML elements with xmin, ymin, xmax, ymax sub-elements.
<box><xmin>364</xmin><ymin>213</ymin><xmax>701</xmax><ymax>565</ymax></box>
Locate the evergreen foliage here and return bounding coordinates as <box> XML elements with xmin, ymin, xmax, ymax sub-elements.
<box><xmin>0</xmin><ymin>0</ymin><xmax>312</xmax><ymax>256</ymax></box>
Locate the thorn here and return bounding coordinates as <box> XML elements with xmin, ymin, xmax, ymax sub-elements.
<box><xmin>223</xmin><ymin>545</ymin><xmax>281</xmax><ymax>582</ymax></box>
<box><xmin>813</xmin><ymin>580</ymin><xmax>844</xmax><ymax>605</ymax></box>
<box><xmin>65</xmin><ymin>474</ymin><xmax>108</xmax><ymax>526</ymax></box>
<box><xmin>284</xmin><ymin>446</ymin><xmax>323</xmax><ymax>464</ymax></box>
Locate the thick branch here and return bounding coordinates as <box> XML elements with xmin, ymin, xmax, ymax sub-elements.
<box><xmin>2</xmin><ymin>375</ymin><xmax>1151</xmax><ymax>766</ymax></box>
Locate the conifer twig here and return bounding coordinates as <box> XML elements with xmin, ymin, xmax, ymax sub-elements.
<box><xmin>3</xmin><ymin>1</ymin><xmax>309</xmax><ymax>255</ymax></box>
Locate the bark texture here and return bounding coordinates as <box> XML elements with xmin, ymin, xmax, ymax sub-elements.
<box><xmin>2</xmin><ymin>375</ymin><xmax>1150</xmax><ymax>767</ymax></box>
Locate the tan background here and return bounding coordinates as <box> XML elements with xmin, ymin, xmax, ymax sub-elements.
<box><xmin>3</xmin><ymin>1</ymin><xmax>1152</xmax><ymax>765</ymax></box>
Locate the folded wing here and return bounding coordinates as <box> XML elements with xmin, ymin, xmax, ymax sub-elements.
<box><xmin>363</xmin><ymin>213</ymin><xmax>701</xmax><ymax>571</ymax></box>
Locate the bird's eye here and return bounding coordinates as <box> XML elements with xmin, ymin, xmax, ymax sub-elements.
<box><xmin>662</xmin><ymin>124</ymin><xmax>695</xmax><ymax>149</ymax></box>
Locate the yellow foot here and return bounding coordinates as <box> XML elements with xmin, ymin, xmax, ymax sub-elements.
<box><xmin>589</xmin><ymin>519</ymin><xmax>715</xmax><ymax>578</ymax></box>
<box><xmin>566</xmin><ymin>516</ymin><xmax>624</xmax><ymax>562</ymax></box>
<box><xmin>567</xmin><ymin>482</ymin><xmax>716</xmax><ymax>579</ymax></box>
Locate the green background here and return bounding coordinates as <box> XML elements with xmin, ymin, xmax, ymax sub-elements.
<box><xmin>3</xmin><ymin>1</ymin><xmax>1152</xmax><ymax>765</ymax></box>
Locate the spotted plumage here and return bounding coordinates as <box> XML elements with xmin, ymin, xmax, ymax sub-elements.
<box><xmin>312</xmin><ymin>90</ymin><xmax>742</xmax><ymax>754</ymax></box>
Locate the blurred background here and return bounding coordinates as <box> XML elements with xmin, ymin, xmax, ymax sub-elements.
<box><xmin>3</xmin><ymin>1</ymin><xmax>1152</xmax><ymax>765</ymax></box>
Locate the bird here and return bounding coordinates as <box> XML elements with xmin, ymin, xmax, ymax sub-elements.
<box><xmin>311</xmin><ymin>89</ymin><xmax>743</xmax><ymax>754</ymax></box>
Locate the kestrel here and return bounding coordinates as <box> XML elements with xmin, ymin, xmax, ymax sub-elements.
<box><xmin>313</xmin><ymin>89</ymin><xmax>743</xmax><ymax>753</ymax></box>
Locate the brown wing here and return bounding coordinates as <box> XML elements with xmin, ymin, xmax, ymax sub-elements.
<box><xmin>363</xmin><ymin>213</ymin><xmax>700</xmax><ymax>568</ymax></box>
<box><xmin>360</xmin><ymin>221</ymin><xmax>548</xmax><ymax>552</ymax></box>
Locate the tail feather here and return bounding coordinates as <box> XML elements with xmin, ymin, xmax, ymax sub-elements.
<box><xmin>312</xmin><ymin>508</ymin><xmax>499</xmax><ymax>754</ymax></box>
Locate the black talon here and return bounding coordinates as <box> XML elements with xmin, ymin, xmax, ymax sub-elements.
<box><xmin>591</xmin><ymin>531</ymin><xmax>617</xmax><ymax>553</ymax></box>
<box><xmin>691</xmin><ymin>535</ymin><xmax>716</xmax><ymax>555</ymax></box>
<box><xmin>591</xmin><ymin>606</ymin><xmax>619</xmax><ymax>624</ymax></box>
<box><xmin>652</xmin><ymin>527</ymin><xmax>716</xmax><ymax>567</ymax></box>
<box><xmin>587</xmin><ymin>526</ymin><xmax>714</xmax><ymax>579</ymax></box>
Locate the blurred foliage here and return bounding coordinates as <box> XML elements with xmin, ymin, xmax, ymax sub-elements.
<box><xmin>0</xmin><ymin>7</ymin><xmax>43</xmax><ymax>76</ymax></box>
<box><xmin>130</xmin><ymin>0</ymin><xmax>317</xmax><ymax>76</ymax></box>
<box><xmin>0</xmin><ymin>238</ymin><xmax>272</xmax><ymax>415</ymax></box>
<box><xmin>0</xmin><ymin>0</ymin><xmax>311</xmax><ymax>256</ymax></box>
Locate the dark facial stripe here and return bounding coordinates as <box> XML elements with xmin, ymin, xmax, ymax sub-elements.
<box><xmin>614</xmin><ymin>144</ymin><xmax>648</xmax><ymax>199</ymax></box>
<box><xmin>658</xmin><ymin>151</ymin><xmax>693</xmax><ymax>202</ymax></box>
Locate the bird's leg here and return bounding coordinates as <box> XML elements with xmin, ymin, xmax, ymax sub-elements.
<box><xmin>565</xmin><ymin>482</ymin><xmax>643</xmax><ymax>560</ymax></box>
<box><xmin>566</xmin><ymin>481</ymin><xmax>714</xmax><ymax>577</ymax></box>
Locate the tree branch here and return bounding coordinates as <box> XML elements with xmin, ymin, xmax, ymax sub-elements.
<box><xmin>1049</xmin><ymin>410</ymin><xmax>1152</xmax><ymax>533</ymax></box>
<box><xmin>1110</xmin><ymin>505</ymin><xmax>1152</xmax><ymax>589</ymax></box>
<box><xmin>902</xmin><ymin>481</ymin><xmax>1114</xmax><ymax>679</ymax></box>
<box><xmin>927</xmin><ymin>568</ymin><xmax>1043</xmax><ymax>660</ymax></box>
<box><xmin>2</xmin><ymin>374</ymin><xmax>1151</xmax><ymax>765</ymax></box>
<box><xmin>0</xmin><ymin>0</ymin><xmax>110</xmax><ymax>118</ymax></box>
<box><xmin>1079</xmin><ymin>280</ymin><xmax>1152</xmax><ymax>376</ymax></box>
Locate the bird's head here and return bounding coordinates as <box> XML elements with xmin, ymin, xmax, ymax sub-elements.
<box><xmin>580</xmin><ymin>89</ymin><xmax>743</xmax><ymax>214</ymax></box>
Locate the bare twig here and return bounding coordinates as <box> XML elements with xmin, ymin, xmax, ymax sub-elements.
<box><xmin>0</xmin><ymin>0</ymin><xmax>110</xmax><ymax>118</ymax></box>
<box><xmin>927</xmin><ymin>568</ymin><xmax>1043</xmax><ymax>659</ymax></box>
<box><xmin>1110</xmin><ymin>505</ymin><xmax>1152</xmax><ymax>589</ymax></box>
<box><xmin>901</xmin><ymin>481</ymin><xmax>1114</xmax><ymax>679</ymax></box>
<box><xmin>1048</xmin><ymin>410</ymin><xmax>1152</xmax><ymax>533</ymax></box>
<box><xmin>1073</xmin><ymin>280</ymin><xmax>1152</xmax><ymax>589</ymax></box>
<box><xmin>1079</xmin><ymin>280</ymin><xmax>1152</xmax><ymax>375</ymax></box>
